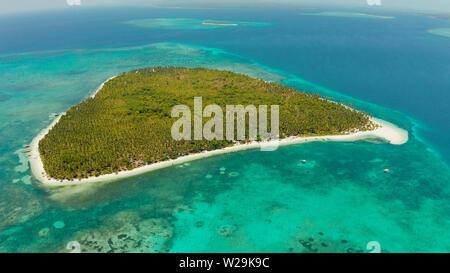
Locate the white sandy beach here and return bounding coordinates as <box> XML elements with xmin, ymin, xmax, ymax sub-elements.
<box><xmin>90</xmin><ymin>76</ymin><xmax>117</xmax><ymax>98</ymax></box>
<box><xmin>28</xmin><ymin>77</ymin><xmax>409</xmax><ymax>187</ymax></box>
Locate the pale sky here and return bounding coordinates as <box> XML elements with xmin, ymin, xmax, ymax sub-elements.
<box><xmin>0</xmin><ymin>0</ymin><xmax>448</xmax><ymax>15</ymax></box>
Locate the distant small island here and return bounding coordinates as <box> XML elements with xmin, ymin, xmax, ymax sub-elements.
<box><xmin>428</xmin><ymin>28</ymin><xmax>450</xmax><ymax>38</ymax></box>
<box><xmin>299</xmin><ymin>11</ymin><xmax>395</xmax><ymax>19</ymax></box>
<box><xmin>29</xmin><ymin>67</ymin><xmax>407</xmax><ymax>185</ymax></box>
<box><xmin>125</xmin><ymin>18</ymin><xmax>271</xmax><ymax>30</ymax></box>
<box><xmin>203</xmin><ymin>22</ymin><xmax>238</xmax><ymax>26</ymax></box>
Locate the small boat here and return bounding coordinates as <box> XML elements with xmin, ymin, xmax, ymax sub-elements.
<box><xmin>384</xmin><ymin>169</ymin><xmax>390</xmax><ymax>173</ymax></box>
<box><xmin>300</xmin><ymin>160</ymin><xmax>307</xmax><ymax>164</ymax></box>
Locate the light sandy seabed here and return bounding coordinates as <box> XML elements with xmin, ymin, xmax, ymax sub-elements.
<box><xmin>28</xmin><ymin>78</ymin><xmax>409</xmax><ymax>187</ymax></box>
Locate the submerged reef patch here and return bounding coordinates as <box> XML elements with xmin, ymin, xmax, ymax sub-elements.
<box><xmin>60</xmin><ymin>210</ymin><xmax>173</xmax><ymax>253</ymax></box>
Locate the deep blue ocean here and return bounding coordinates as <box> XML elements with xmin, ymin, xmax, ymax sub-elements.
<box><xmin>0</xmin><ymin>7</ymin><xmax>449</xmax><ymax>252</ymax></box>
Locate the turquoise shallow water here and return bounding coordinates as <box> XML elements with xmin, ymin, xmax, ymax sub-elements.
<box><xmin>0</xmin><ymin>41</ymin><xmax>449</xmax><ymax>252</ymax></box>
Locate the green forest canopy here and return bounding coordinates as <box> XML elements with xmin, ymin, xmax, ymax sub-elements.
<box><xmin>39</xmin><ymin>67</ymin><xmax>374</xmax><ymax>181</ymax></box>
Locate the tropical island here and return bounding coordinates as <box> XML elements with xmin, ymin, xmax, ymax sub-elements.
<box><xmin>29</xmin><ymin>67</ymin><xmax>407</xmax><ymax>185</ymax></box>
<box><xmin>124</xmin><ymin>18</ymin><xmax>271</xmax><ymax>30</ymax></box>
<box><xmin>428</xmin><ymin>28</ymin><xmax>450</xmax><ymax>38</ymax></box>
<box><xmin>299</xmin><ymin>11</ymin><xmax>395</xmax><ymax>19</ymax></box>
<box><xmin>202</xmin><ymin>22</ymin><xmax>238</xmax><ymax>26</ymax></box>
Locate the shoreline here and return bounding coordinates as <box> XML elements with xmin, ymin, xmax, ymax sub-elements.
<box><xmin>90</xmin><ymin>76</ymin><xmax>117</xmax><ymax>98</ymax></box>
<box><xmin>28</xmin><ymin>78</ymin><xmax>409</xmax><ymax>187</ymax></box>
